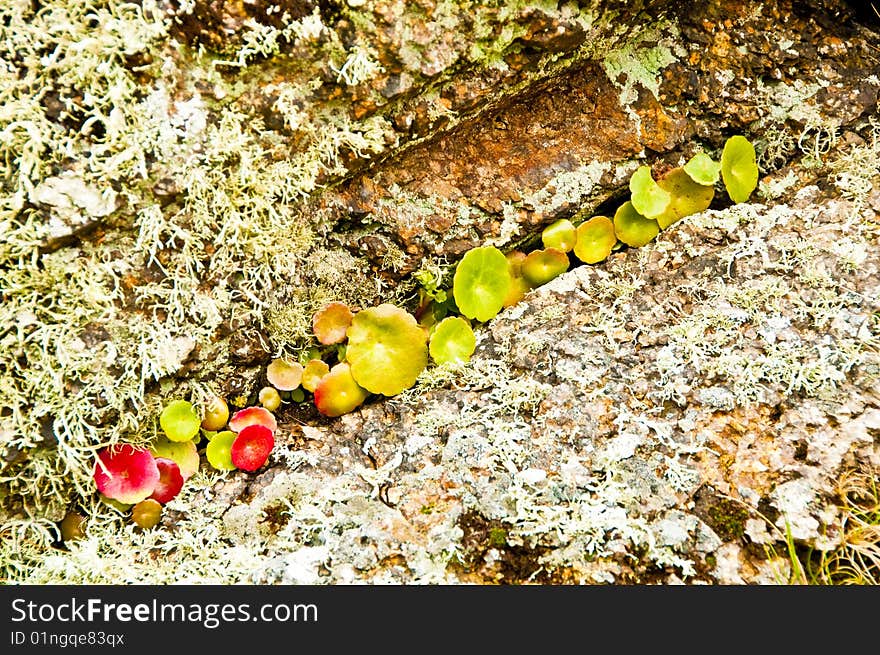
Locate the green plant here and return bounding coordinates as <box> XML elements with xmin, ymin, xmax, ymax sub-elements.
<box><xmin>521</xmin><ymin>248</ymin><xmax>570</xmax><ymax>286</ymax></box>
<box><xmin>149</xmin><ymin>437</ymin><xmax>199</xmax><ymax>481</ymax></box>
<box><xmin>721</xmin><ymin>135</ymin><xmax>759</xmax><ymax>203</ymax></box>
<box><xmin>541</xmin><ymin>218</ymin><xmax>577</xmax><ymax>252</ymax></box>
<box><xmin>629</xmin><ymin>165</ymin><xmax>671</xmax><ymax>219</ymax></box>
<box><xmin>301</xmin><ymin>358</ymin><xmax>330</xmax><ymax>392</ymax></box>
<box><xmin>502</xmin><ymin>251</ymin><xmax>531</xmax><ymax>308</ymax></box>
<box><xmin>612</xmin><ymin>201</ymin><xmax>660</xmax><ymax>247</ymax></box>
<box><xmin>346</xmin><ymin>304</ymin><xmax>429</xmax><ymax>395</ymax></box>
<box><xmin>429</xmin><ymin>317</ymin><xmax>477</xmax><ymax>365</ymax></box>
<box><xmin>573</xmin><ymin>216</ymin><xmax>617</xmax><ymax>264</ymax></box>
<box><xmin>259</xmin><ymin>386</ymin><xmax>283</xmax><ymax>411</ymax></box>
<box><xmin>200</xmin><ymin>396</ymin><xmax>230</xmax><ymax>432</ymax></box>
<box><xmin>452</xmin><ymin>246</ymin><xmax>512</xmax><ymax>322</ymax></box>
<box><xmin>683</xmin><ymin>151</ymin><xmax>721</xmax><ymax>185</ymax></box>
<box><xmin>653</xmin><ymin>167</ymin><xmax>715</xmax><ymax>229</ymax></box>
<box><xmin>206</xmin><ymin>431</ymin><xmax>238</xmax><ymax>471</ymax></box>
<box><xmin>314</xmin><ymin>362</ymin><xmax>370</xmax><ymax>417</ymax></box>
<box><xmin>159</xmin><ymin>400</ymin><xmax>201</xmax><ymax>442</ymax></box>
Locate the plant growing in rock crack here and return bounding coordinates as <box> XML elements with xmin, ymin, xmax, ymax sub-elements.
<box><xmin>314</xmin><ymin>362</ymin><xmax>370</xmax><ymax>417</ymax></box>
<box><xmin>453</xmin><ymin>245</ymin><xmax>511</xmax><ymax>322</ymax></box>
<box><xmin>345</xmin><ymin>303</ymin><xmax>429</xmax><ymax>396</ymax></box>
<box><xmin>613</xmin><ymin>201</ymin><xmax>660</xmax><ymax>247</ymax></box>
<box><xmin>721</xmin><ymin>135</ymin><xmax>759</xmax><ymax>203</ymax></box>
<box><xmin>573</xmin><ymin>215</ymin><xmax>617</xmax><ymax>264</ymax></box>
<box><xmin>312</xmin><ymin>301</ymin><xmax>354</xmax><ymax>345</ymax></box>
<box><xmin>429</xmin><ymin>316</ymin><xmax>477</xmax><ymax>365</ymax></box>
<box><xmin>90</xmin><ymin>135</ymin><xmax>766</xmax><ymax>516</ymax></box>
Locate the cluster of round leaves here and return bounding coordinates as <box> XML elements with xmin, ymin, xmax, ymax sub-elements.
<box><xmin>88</xmin><ymin>136</ymin><xmax>760</xmax><ymax>526</ymax></box>
<box><xmin>304</xmin><ymin>302</ymin><xmax>470</xmax><ymax>417</ymax></box>
<box><xmin>242</xmin><ymin>136</ymin><xmax>758</xmax><ymax>422</ymax></box>
<box><xmin>93</xmin><ymin>397</ymin><xmax>278</xmax><ymax>529</ymax></box>
<box><xmin>447</xmin><ymin>137</ymin><xmax>758</xmax><ymax>326</ymax></box>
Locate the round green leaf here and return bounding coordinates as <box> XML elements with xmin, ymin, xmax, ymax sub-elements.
<box><xmin>573</xmin><ymin>216</ymin><xmax>617</xmax><ymax>264</ymax></box>
<box><xmin>452</xmin><ymin>246</ymin><xmax>511</xmax><ymax>322</ymax></box>
<box><xmin>429</xmin><ymin>317</ymin><xmax>477</xmax><ymax>365</ymax></box>
<box><xmin>346</xmin><ymin>304</ymin><xmax>429</xmax><ymax>396</ymax></box>
<box><xmin>150</xmin><ymin>437</ymin><xmax>200</xmax><ymax>480</ymax></box>
<box><xmin>683</xmin><ymin>152</ymin><xmax>721</xmax><ymax>186</ymax></box>
<box><xmin>159</xmin><ymin>400</ymin><xmax>200</xmax><ymax>442</ymax></box>
<box><xmin>629</xmin><ymin>166</ymin><xmax>671</xmax><ymax>219</ymax></box>
<box><xmin>541</xmin><ymin>219</ymin><xmax>577</xmax><ymax>252</ymax></box>
<box><xmin>206</xmin><ymin>430</ymin><xmax>237</xmax><ymax>471</ymax></box>
<box><xmin>654</xmin><ymin>167</ymin><xmax>715</xmax><ymax>229</ymax></box>
<box><xmin>314</xmin><ymin>362</ymin><xmax>370</xmax><ymax>417</ymax></box>
<box><xmin>613</xmin><ymin>201</ymin><xmax>660</xmax><ymax>247</ymax></box>
<box><xmin>721</xmin><ymin>135</ymin><xmax>758</xmax><ymax>203</ymax></box>
<box><xmin>521</xmin><ymin>248</ymin><xmax>569</xmax><ymax>286</ymax></box>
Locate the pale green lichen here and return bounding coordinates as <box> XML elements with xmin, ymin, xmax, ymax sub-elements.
<box><xmin>602</xmin><ymin>21</ymin><xmax>682</xmax><ymax>106</ymax></box>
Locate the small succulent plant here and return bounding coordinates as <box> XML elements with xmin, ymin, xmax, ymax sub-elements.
<box><xmin>301</xmin><ymin>358</ymin><xmax>330</xmax><ymax>392</ymax></box>
<box><xmin>200</xmin><ymin>396</ymin><xmax>229</xmax><ymax>432</ymax></box>
<box><xmin>131</xmin><ymin>499</ymin><xmax>163</xmax><ymax>529</ymax></box>
<box><xmin>653</xmin><ymin>167</ymin><xmax>715</xmax><ymax>229</ymax></box>
<box><xmin>721</xmin><ymin>135</ymin><xmax>759</xmax><ymax>203</ymax></box>
<box><xmin>629</xmin><ymin>166</ymin><xmax>672</xmax><ymax>219</ymax></box>
<box><xmin>453</xmin><ymin>246</ymin><xmax>511</xmax><ymax>322</ymax></box>
<box><xmin>541</xmin><ymin>218</ymin><xmax>577</xmax><ymax>252</ymax></box>
<box><xmin>312</xmin><ymin>301</ymin><xmax>354</xmax><ymax>345</ymax></box>
<box><xmin>93</xmin><ymin>445</ymin><xmax>160</xmax><ymax>505</ymax></box>
<box><xmin>429</xmin><ymin>316</ymin><xmax>477</xmax><ymax>365</ymax></box>
<box><xmin>613</xmin><ymin>201</ymin><xmax>660</xmax><ymax>247</ymax></box>
<box><xmin>228</xmin><ymin>406</ymin><xmax>278</xmax><ymax>433</ymax></box>
<box><xmin>266</xmin><ymin>358</ymin><xmax>303</xmax><ymax>391</ymax></box>
<box><xmin>573</xmin><ymin>216</ymin><xmax>617</xmax><ymax>264</ymax></box>
<box><xmin>521</xmin><ymin>248</ymin><xmax>569</xmax><ymax>286</ymax></box>
<box><xmin>150</xmin><ymin>437</ymin><xmax>199</xmax><ymax>481</ymax></box>
<box><xmin>160</xmin><ymin>399</ymin><xmax>201</xmax><ymax>442</ymax></box>
<box><xmin>345</xmin><ymin>304</ymin><xmax>428</xmax><ymax>396</ymax></box>
<box><xmin>259</xmin><ymin>386</ymin><xmax>282</xmax><ymax>412</ymax></box>
<box><xmin>149</xmin><ymin>457</ymin><xmax>184</xmax><ymax>504</ymax></box>
<box><xmin>502</xmin><ymin>251</ymin><xmax>531</xmax><ymax>308</ymax></box>
<box><xmin>206</xmin><ymin>430</ymin><xmax>237</xmax><ymax>471</ymax></box>
<box><xmin>313</xmin><ymin>362</ymin><xmax>370</xmax><ymax>417</ymax></box>
<box><xmin>230</xmin><ymin>424</ymin><xmax>274</xmax><ymax>472</ymax></box>
<box><xmin>59</xmin><ymin>511</ymin><xmax>86</xmax><ymax>542</ymax></box>
<box><xmin>683</xmin><ymin>151</ymin><xmax>722</xmax><ymax>186</ymax></box>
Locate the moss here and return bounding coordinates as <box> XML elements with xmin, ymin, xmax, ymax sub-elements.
<box><xmin>706</xmin><ymin>500</ymin><xmax>749</xmax><ymax>541</ymax></box>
